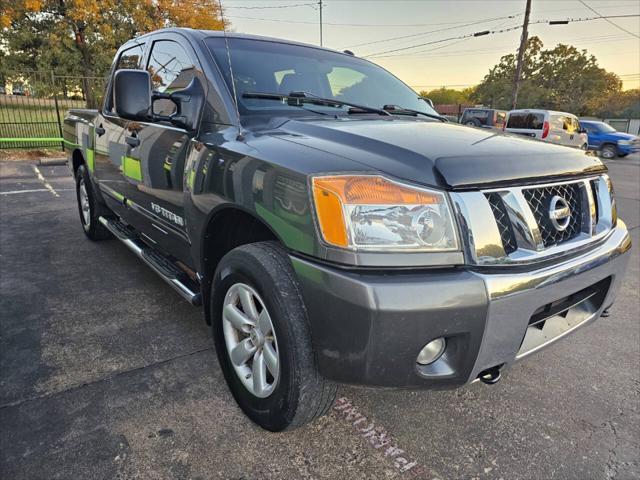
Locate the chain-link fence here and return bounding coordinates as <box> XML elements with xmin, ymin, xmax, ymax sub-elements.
<box><xmin>0</xmin><ymin>71</ymin><xmax>107</xmax><ymax>149</ymax></box>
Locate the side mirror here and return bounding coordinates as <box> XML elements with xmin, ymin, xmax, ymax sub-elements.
<box><xmin>420</xmin><ymin>96</ymin><xmax>435</xmax><ymax>108</ymax></box>
<box><xmin>113</xmin><ymin>70</ymin><xmax>152</xmax><ymax>121</ymax></box>
<box><xmin>160</xmin><ymin>76</ymin><xmax>205</xmax><ymax>132</ymax></box>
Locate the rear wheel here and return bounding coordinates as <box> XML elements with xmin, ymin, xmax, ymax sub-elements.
<box><xmin>75</xmin><ymin>164</ymin><xmax>112</xmax><ymax>241</ymax></box>
<box><xmin>211</xmin><ymin>241</ymin><xmax>337</xmax><ymax>431</ymax></box>
<box><xmin>600</xmin><ymin>144</ymin><xmax>617</xmax><ymax>159</ymax></box>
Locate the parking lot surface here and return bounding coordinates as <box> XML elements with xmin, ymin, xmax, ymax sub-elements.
<box><xmin>1</xmin><ymin>154</ymin><xmax>639</xmax><ymax>480</ymax></box>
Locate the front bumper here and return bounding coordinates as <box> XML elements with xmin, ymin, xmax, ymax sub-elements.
<box><xmin>292</xmin><ymin>222</ymin><xmax>631</xmax><ymax>388</ymax></box>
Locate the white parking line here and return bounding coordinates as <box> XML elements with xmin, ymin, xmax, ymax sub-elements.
<box><xmin>32</xmin><ymin>165</ymin><xmax>60</xmax><ymax>197</ymax></box>
<box><xmin>0</xmin><ymin>188</ymin><xmax>73</xmax><ymax>196</ymax></box>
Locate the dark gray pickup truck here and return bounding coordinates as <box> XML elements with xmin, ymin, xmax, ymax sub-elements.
<box><xmin>64</xmin><ymin>28</ymin><xmax>631</xmax><ymax>431</ymax></box>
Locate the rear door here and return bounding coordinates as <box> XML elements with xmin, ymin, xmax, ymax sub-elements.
<box><xmin>506</xmin><ymin>111</ymin><xmax>544</xmax><ymax>139</ymax></box>
<box><xmin>119</xmin><ymin>35</ymin><xmax>200</xmax><ymax>262</ymax></box>
<box><xmin>94</xmin><ymin>43</ymin><xmax>145</xmax><ymax>210</ymax></box>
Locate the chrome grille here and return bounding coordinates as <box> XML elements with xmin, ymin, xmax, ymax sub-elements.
<box><xmin>523</xmin><ymin>183</ymin><xmax>582</xmax><ymax>247</ymax></box>
<box><xmin>485</xmin><ymin>193</ymin><xmax>517</xmax><ymax>254</ymax></box>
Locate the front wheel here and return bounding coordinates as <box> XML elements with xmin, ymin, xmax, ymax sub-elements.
<box><xmin>211</xmin><ymin>242</ymin><xmax>337</xmax><ymax>431</ymax></box>
<box><xmin>600</xmin><ymin>144</ymin><xmax>617</xmax><ymax>159</ymax></box>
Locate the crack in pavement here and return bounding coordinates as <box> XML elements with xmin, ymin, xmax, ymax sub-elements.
<box><xmin>0</xmin><ymin>347</ymin><xmax>213</xmax><ymax>411</ymax></box>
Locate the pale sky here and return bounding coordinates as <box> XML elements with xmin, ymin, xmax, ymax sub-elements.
<box><xmin>221</xmin><ymin>0</ymin><xmax>640</xmax><ymax>91</ymax></box>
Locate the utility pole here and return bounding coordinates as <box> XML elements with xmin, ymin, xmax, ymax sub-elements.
<box><xmin>511</xmin><ymin>0</ymin><xmax>532</xmax><ymax>110</ymax></box>
<box><xmin>319</xmin><ymin>0</ymin><xmax>323</xmax><ymax>46</ymax></box>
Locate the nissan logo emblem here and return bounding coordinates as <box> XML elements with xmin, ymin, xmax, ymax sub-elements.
<box><xmin>549</xmin><ymin>195</ymin><xmax>571</xmax><ymax>231</ymax></box>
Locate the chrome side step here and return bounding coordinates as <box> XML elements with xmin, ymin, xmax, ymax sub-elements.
<box><xmin>99</xmin><ymin>216</ymin><xmax>202</xmax><ymax>306</ymax></box>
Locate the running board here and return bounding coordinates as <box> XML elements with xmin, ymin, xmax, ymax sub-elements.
<box><xmin>99</xmin><ymin>216</ymin><xmax>202</xmax><ymax>306</ymax></box>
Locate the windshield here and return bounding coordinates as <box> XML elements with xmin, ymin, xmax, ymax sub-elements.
<box><xmin>205</xmin><ymin>37</ymin><xmax>439</xmax><ymax>118</ymax></box>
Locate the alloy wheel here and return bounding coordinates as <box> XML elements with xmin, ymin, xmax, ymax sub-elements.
<box><xmin>222</xmin><ymin>283</ymin><xmax>280</xmax><ymax>398</ymax></box>
<box><xmin>79</xmin><ymin>179</ymin><xmax>91</xmax><ymax>226</ymax></box>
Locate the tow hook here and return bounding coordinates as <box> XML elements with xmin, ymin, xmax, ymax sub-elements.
<box><xmin>478</xmin><ymin>366</ymin><xmax>502</xmax><ymax>385</ymax></box>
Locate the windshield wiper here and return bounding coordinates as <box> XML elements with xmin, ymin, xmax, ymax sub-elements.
<box><xmin>242</xmin><ymin>91</ymin><xmax>391</xmax><ymax>116</ymax></box>
<box><xmin>382</xmin><ymin>104</ymin><xmax>447</xmax><ymax>122</ymax></box>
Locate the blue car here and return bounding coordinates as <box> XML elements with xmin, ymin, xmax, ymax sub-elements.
<box><xmin>580</xmin><ymin>120</ymin><xmax>639</xmax><ymax>159</ymax></box>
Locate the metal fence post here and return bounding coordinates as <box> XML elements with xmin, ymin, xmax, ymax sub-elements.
<box><xmin>51</xmin><ymin>71</ymin><xmax>64</xmax><ymax>152</ymax></box>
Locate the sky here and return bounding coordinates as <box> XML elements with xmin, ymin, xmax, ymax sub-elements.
<box><xmin>221</xmin><ymin>0</ymin><xmax>640</xmax><ymax>91</ymax></box>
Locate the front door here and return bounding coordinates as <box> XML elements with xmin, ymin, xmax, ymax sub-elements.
<box><xmin>118</xmin><ymin>37</ymin><xmax>200</xmax><ymax>264</ymax></box>
<box><xmin>94</xmin><ymin>43</ymin><xmax>145</xmax><ymax>212</ymax></box>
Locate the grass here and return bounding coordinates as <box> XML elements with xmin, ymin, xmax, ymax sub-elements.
<box><xmin>0</xmin><ymin>95</ymin><xmax>87</xmax><ymax>149</ymax></box>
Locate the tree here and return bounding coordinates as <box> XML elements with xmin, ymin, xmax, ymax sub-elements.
<box><xmin>0</xmin><ymin>0</ymin><xmax>225</xmax><ymax>107</ymax></box>
<box><xmin>472</xmin><ymin>36</ymin><xmax>622</xmax><ymax>116</ymax></box>
<box><xmin>418</xmin><ymin>86</ymin><xmax>476</xmax><ymax>105</ymax></box>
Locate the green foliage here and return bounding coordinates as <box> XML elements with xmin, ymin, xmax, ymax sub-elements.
<box><xmin>0</xmin><ymin>0</ymin><xmax>225</xmax><ymax>107</ymax></box>
<box><xmin>472</xmin><ymin>36</ymin><xmax>624</xmax><ymax>116</ymax></box>
<box><xmin>418</xmin><ymin>86</ymin><xmax>476</xmax><ymax>105</ymax></box>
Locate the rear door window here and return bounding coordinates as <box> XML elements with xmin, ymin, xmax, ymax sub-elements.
<box><xmin>465</xmin><ymin>109</ymin><xmax>490</xmax><ymax>125</ymax></box>
<box><xmin>507</xmin><ymin>112</ymin><xmax>545</xmax><ymax>129</ymax></box>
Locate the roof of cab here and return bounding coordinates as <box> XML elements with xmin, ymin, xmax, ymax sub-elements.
<box><xmin>137</xmin><ymin>27</ymin><xmax>349</xmax><ymax>56</ymax></box>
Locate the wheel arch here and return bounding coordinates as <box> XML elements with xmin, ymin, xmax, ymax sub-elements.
<box><xmin>199</xmin><ymin>205</ymin><xmax>283</xmax><ymax>325</ymax></box>
<box><xmin>71</xmin><ymin>148</ymin><xmax>85</xmax><ymax>177</ymax></box>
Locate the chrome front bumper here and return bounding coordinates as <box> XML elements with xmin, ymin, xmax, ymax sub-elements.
<box><xmin>468</xmin><ymin>221</ymin><xmax>632</xmax><ymax>382</ymax></box>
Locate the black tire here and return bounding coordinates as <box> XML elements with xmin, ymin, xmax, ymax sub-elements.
<box><xmin>75</xmin><ymin>164</ymin><xmax>112</xmax><ymax>241</ymax></box>
<box><xmin>600</xmin><ymin>144</ymin><xmax>617</xmax><ymax>159</ymax></box>
<box><xmin>465</xmin><ymin>118</ymin><xmax>481</xmax><ymax>127</ymax></box>
<box><xmin>211</xmin><ymin>241</ymin><xmax>337</xmax><ymax>431</ymax></box>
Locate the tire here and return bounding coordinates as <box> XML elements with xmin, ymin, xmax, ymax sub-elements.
<box><xmin>211</xmin><ymin>241</ymin><xmax>337</xmax><ymax>431</ymax></box>
<box><xmin>600</xmin><ymin>144</ymin><xmax>617</xmax><ymax>159</ymax></box>
<box><xmin>75</xmin><ymin>164</ymin><xmax>112</xmax><ymax>241</ymax></box>
<box><xmin>465</xmin><ymin>118</ymin><xmax>481</xmax><ymax>127</ymax></box>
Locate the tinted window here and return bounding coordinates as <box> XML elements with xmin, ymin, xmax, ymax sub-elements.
<box><xmin>205</xmin><ymin>37</ymin><xmax>439</xmax><ymax>118</ymax></box>
<box><xmin>147</xmin><ymin>40</ymin><xmax>195</xmax><ymax>116</ymax></box>
<box><xmin>507</xmin><ymin>112</ymin><xmax>545</xmax><ymax>129</ymax></box>
<box><xmin>108</xmin><ymin>44</ymin><xmax>144</xmax><ymax>111</ymax></box>
<box><xmin>117</xmin><ymin>44</ymin><xmax>144</xmax><ymax>70</ymax></box>
<box><xmin>463</xmin><ymin>109</ymin><xmax>490</xmax><ymax>125</ymax></box>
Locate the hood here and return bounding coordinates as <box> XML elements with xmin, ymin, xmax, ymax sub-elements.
<box><xmin>268</xmin><ymin>118</ymin><xmax>606</xmax><ymax>189</ymax></box>
<box><xmin>607</xmin><ymin>132</ymin><xmax>636</xmax><ymax>141</ymax></box>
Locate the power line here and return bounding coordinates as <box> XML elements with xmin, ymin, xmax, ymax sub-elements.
<box><xmin>225</xmin><ymin>2</ymin><xmax>316</xmax><ymax>9</ymax></box>
<box><xmin>578</xmin><ymin>0</ymin><xmax>640</xmax><ymax>39</ymax></box>
<box><xmin>342</xmin><ymin>14</ymin><xmax>522</xmax><ymax>49</ymax></box>
<box><xmin>224</xmin><ymin>15</ymin><xmax>513</xmax><ymax>28</ymax></box>
<box><xmin>364</xmin><ymin>14</ymin><xmax>640</xmax><ymax>58</ymax></box>
<box><xmin>375</xmin><ymin>29</ymin><xmax>625</xmax><ymax>59</ymax></box>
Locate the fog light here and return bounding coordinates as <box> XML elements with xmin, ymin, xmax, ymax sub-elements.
<box><xmin>416</xmin><ymin>337</ymin><xmax>446</xmax><ymax>365</ymax></box>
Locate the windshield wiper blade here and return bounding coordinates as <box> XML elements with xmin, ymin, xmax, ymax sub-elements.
<box><xmin>242</xmin><ymin>91</ymin><xmax>391</xmax><ymax>116</ymax></box>
<box><xmin>382</xmin><ymin>104</ymin><xmax>447</xmax><ymax>122</ymax></box>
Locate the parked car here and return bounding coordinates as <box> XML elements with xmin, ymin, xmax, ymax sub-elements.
<box><xmin>460</xmin><ymin>107</ymin><xmax>507</xmax><ymax>129</ymax></box>
<box><xmin>64</xmin><ymin>29</ymin><xmax>631</xmax><ymax>432</ymax></box>
<box><xmin>580</xmin><ymin>120</ymin><xmax>640</xmax><ymax>159</ymax></box>
<box><xmin>505</xmin><ymin>109</ymin><xmax>588</xmax><ymax>149</ymax></box>
<box><xmin>12</xmin><ymin>85</ymin><xmax>26</xmax><ymax>96</ymax></box>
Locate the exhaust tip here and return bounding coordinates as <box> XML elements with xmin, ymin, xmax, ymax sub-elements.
<box><xmin>478</xmin><ymin>366</ymin><xmax>502</xmax><ymax>385</ymax></box>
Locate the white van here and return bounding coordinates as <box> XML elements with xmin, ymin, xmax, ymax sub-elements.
<box><xmin>505</xmin><ymin>109</ymin><xmax>588</xmax><ymax>149</ymax></box>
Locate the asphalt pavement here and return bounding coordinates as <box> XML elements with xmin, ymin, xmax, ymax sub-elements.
<box><xmin>1</xmin><ymin>153</ymin><xmax>638</xmax><ymax>480</ymax></box>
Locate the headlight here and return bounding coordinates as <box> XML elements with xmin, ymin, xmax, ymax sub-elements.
<box><xmin>605</xmin><ymin>175</ymin><xmax>617</xmax><ymax>226</ymax></box>
<box><xmin>618</xmin><ymin>139</ymin><xmax>631</xmax><ymax>145</ymax></box>
<box><xmin>311</xmin><ymin>175</ymin><xmax>458</xmax><ymax>251</ymax></box>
